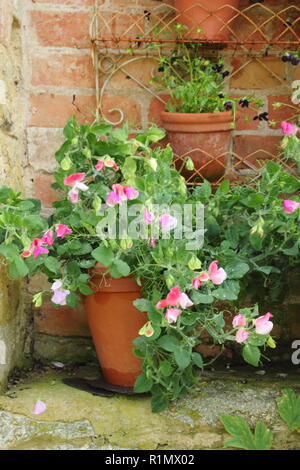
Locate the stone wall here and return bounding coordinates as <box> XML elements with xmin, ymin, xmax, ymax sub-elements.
<box><xmin>0</xmin><ymin>0</ymin><xmax>32</xmax><ymax>390</ymax></box>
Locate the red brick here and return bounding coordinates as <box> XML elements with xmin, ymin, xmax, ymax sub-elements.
<box><xmin>234</xmin><ymin>135</ymin><xmax>282</xmax><ymax>170</ymax></box>
<box><xmin>101</xmin><ymin>95</ymin><xmax>141</xmax><ymax>127</ymax></box>
<box><xmin>230</xmin><ymin>57</ymin><xmax>285</xmax><ymax>90</ymax></box>
<box><xmin>29</xmin><ymin>93</ymin><xmax>96</xmax><ymax>127</ymax></box>
<box><xmin>107</xmin><ymin>57</ymin><xmax>156</xmax><ymax>91</ymax></box>
<box><xmin>34</xmin><ymin>300</ymin><xmax>91</xmax><ymax>337</ymax></box>
<box><xmin>268</xmin><ymin>95</ymin><xmax>296</xmax><ymax>129</ymax></box>
<box><xmin>31</xmin><ymin>53</ymin><xmax>94</xmax><ymax>89</ymax></box>
<box><xmin>30</xmin><ymin>11</ymin><xmax>91</xmax><ymax>48</ymax></box>
<box><xmin>33</xmin><ymin>173</ymin><xmax>59</xmax><ymax>207</ymax></box>
<box><xmin>148</xmin><ymin>94</ymin><xmax>169</xmax><ymax>127</ymax></box>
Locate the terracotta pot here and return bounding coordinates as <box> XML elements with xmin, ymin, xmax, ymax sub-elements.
<box><xmin>84</xmin><ymin>264</ymin><xmax>147</xmax><ymax>387</ymax></box>
<box><xmin>161</xmin><ymin>110</ymin><xmax>237</xmax><ymax>181</ymax></box>
<box><xmin>175</xmin><ymin>0</ymin><xmax>241</xmax><ymax>41</ymax></box>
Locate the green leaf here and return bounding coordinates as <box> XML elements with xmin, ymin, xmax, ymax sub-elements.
<box><xmin>134</xmin><ymin>374</ymin><xmax>153</xmax><ymax>393</ymax></box>
<box><xmin>157</xmin><ymin>335</ymin><xmax>180</xmax><ymax>352</ymax></box>
<box><xmin>242</xmin><ymin>343</ymin><xmax>260</xmax><ymax>367</ymax></box>
<box><xmin>159</xmin><ymin>360</ymin><xmax>173</xmax><ymax>377</ymax></box>
<box><xmin>0</xmin><ymin>243</ymin><xmax>20</xmax><ymax>262</ymax></box>
<box><xmin>133</xmin><ymin>298</ymin><xmax>153</xmax><ymax>313</ymax></box>
<box><xmin>225</xmin><ymin>261</ymin><xmax>250</xmax><ymax>279</ymax></box>
<box><xmin>277</xmin><ymin>389</ymin><xmax>300</xmax><ymax>430</ymax></box>
<box><xmin>219</xmin><ymin>414</ymin><xmax>272</xmax><ymax>450</ymax></box>
<box><xmin>66</xmin><ymin>292</ymin><xmax>78</xmax><ymax>309</ymax></box>
<box><xmin>109</xmin><ymin>259</ymin><xmax>130</xmax><ymax>278</ymax></box>
<box><xmin>44</xmin><ymin>256</ymin><xmax>61</xmax><ymax>274</ymax></box>
<box><xmin>151</xmin><ymin>393</ymin><xmax>169</xmax><ymax>413</ymax></box>
<box><xmin>174</xmin><ymin>347</ymin><xmax>191</xmax><ymax>369</ymax></box>
<box><xmin>190</xmin><ymin>291</ymin><xmax>214</xmax><ymax>305</ymax></box>
<box><xmin>91</xmin><ymin>246</ymin><xmax>114</xmax><ymax>266</ymax></box>
<box><xmin>8</xmin><ymin>256</ymin><xmax>29</xmax><ymax>279</ymax></box>
<box><xmin>248</xmin><ymin>333</ymin><xmax>268</xmax><ymax>347</ymax></box>
<box><xmin>191</xmin><ymin>352</ymin><xmax>204</xmax><ymax>369</ymax></box>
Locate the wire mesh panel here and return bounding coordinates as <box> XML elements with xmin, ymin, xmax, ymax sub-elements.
<box><xmin>90</xmin><ymin>1</ymin><xmax>300</xmax><ymax>184</ymax></box>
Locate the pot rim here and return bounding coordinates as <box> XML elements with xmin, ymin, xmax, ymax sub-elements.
<box><xmin>161</xmin><ymin>110</ymin><xmax>239</xmax><ymax>124</ymax></box>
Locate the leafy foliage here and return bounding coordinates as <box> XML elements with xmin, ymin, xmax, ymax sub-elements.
<box><xmin>219</xmin><ymin>414</ymin><xmax>273</xmax><ymax>450</ymax></box>
<box><xmin>277</xmin><ymin>389</ymin><xmax>300</xmax><ymax>430</ymax></box>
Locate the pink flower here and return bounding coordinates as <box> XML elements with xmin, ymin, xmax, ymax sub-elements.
<box><xmin>283</xmin><ymin>200</ymin><xmax>300</xmax><ymax>214</ymax></box>
<box><xmin>235</xmin><ymin>328</ymin><xmax>250</xmax><ymax>344</ymax></box>
<box><xmin>56</xmin><ymin>224</ymin><xmax>73</xmax><ymax>239</ymax></box>
<box><xmin>21</xmin><ymin>250</ymin><xmax>32</xmax><ymax>258</ymax></box>
<box><xmin>232</xmin><ymin>314</ymin><xmax>246</xmax><ymax>328</ymax></box>
<box><xmin>33</xmin><ymin>246</ymin><xmax>49</xmax><ymax>258</ymax></box>
<box><xmin>124</xmin><ymin>186</ymin><xmax>139</xmax><ymax>200</ymax></box>
<box><xmin>51</xmin><ymin>280</ymin><xmax>70</xmax><ymax>306</ymax></box>
<box><xmin>281</xmin><ymin>121</ymin><xmax>298</xmax><ymax>137</ymax></box>
<box><xmin>105</xmin><ymin>159</ymin><xmax>119</xmax><ymax>171</ymax></box>
<box><xmin>64</xmin><ymin>173</ymin><xmax>88</xmax><ymax>204</ymax></box>
<box><xmin>29</xmin><ymin>238</ymin><xmax>49</xmax><ymax>258</ymax></box>
<box><xmin>63</xmin><ymin>173</ymin><xmax>85</xmax><ymax>186</ymax></box>
<box><xmin>33</xmin><ymin>400</ymin><xmax>47</xmax><ymax>415</ymax></box>
<box><xmin>144</xmin><ymin>209</ymin><xmax>154</xmax><ymax>225</ymax></box>
<box><xmin>106</xmin><ymin>191</ymin><xmax>121</xmax><ymax>207</ymax></box>
<box><xmin>165</xmin><ymin>308</ymin><xmax>182</xmax><ymax>323</ymax></box>
<box><xmin>95</xmin><ymin>160</ymin><xmax>105</xmax><ymax>171</ymax></box>
<box><xmin>156</xmin><ymin>286</ymin><xmax>193</xmax><ymax>310</ymax></box>
<box><xmin>159</xmin><ymin>214</ymin><xmax>177</xmax><ymax>230</ymax></box>
<box><xmin>192</xmin><ymin>272</ymin><xmax>210</xmax><ymax>289</ymax></box>
<box><xmin>41</xmin><ymin>231</ymin><xmax>54</xmax><ymax>246</ymax></box>
<box><xmin>106</xmin><ymin>184</ymin><xmax>139</xmax><ymax>206</ymax></box>
<box><xmin>254</xmin><ymin>312</ymin><xmax>274</xmax><ymax>335</ymax></box>
<box><xmin>150</xmin><ymin>237</ymin><xmax>157</xmax><ymax>248</ymax></box>
<box><xmin>208</xmin><ymin>261</ymin><xmax>227</xmax><ymax>285</ymax></box>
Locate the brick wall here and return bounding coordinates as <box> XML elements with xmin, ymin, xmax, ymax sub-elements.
<box><xmin>11</xmin><ymin>0</ymin><xmax>299</xmax><ymax>363</ymax></box>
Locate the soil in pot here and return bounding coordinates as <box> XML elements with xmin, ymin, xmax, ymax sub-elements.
<box><xmin>84</xmin><ymin>265</ymin><xmax>147</xmax><ymax>388</ymax></box>
<box><xmin>161</xmin><ymin>110</ymin><xmax>237</xmax><ymax>182</ymax></box>
<box><xmin>175</xmin><ymin>0</ymin><xmax>241</xmax><ymax>41</ymax></box>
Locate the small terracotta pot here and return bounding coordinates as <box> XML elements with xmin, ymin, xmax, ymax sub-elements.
<box><xmin>161</xmin><ymin>110</ymin><xmax>238</xmax><ymax>181</ymax></box>
<box><xmin>84</xmin><ymin>264</ymin><xmax>147</xmax><ymax>387</ymax></box>
<box><xmin>175</xmin><ymin>0</ymin><xmax>241</xmax><ymax>41</ymax></box>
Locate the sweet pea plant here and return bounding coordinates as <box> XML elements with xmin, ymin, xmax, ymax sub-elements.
<box><xmin>0</xmin><ymin>118</ymin><xmax>292</xmax><ymax>413</ymax></box>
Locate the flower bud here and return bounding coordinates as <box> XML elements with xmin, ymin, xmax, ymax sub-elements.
<box><xmin>267</xmin><ymin>337</ymin><xmax>276</xmax><ymax>349</ymax></box>
<box><xmin>60</xmin><ymin>155</ymin><xmax>72</xmax><ymax>171</ymax></box>
<box><xmin>185</xmin><ymin>157</ymin><xmax>194</xmax><ymax>171</ymax></box>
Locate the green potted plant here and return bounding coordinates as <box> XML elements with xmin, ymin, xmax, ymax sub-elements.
<box><xmin>0</xmin><ymin>117</ymin><xmax>284</xmax><ymax>413</ymax></box>
<box><xmin>175</xmin><ymin>0</ymin><xmax>241</xmax><ymax>41</ymax></box>
<box><xmin>150</xmin><ymin>30</ymin><xmax>265</xmax><ymax>181</ymax></box>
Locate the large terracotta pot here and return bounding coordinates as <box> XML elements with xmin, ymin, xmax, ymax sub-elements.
<box><xmin>84</xmin><ymin>264</ymin><xmax>147</xmax><ymax>387</ymax></box>
<box><xmin>161</xmin><ymin>110</ymin><xmax>237</xmax><ymax>181</ymax></box>
<box><xmin>175</xmin><ymin>0</ymin><xmax>241</xmax><ymax>41</ymax></box>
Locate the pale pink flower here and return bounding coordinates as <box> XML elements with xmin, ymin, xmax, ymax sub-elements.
<box><xmin>235</xmin><ymin>328</ymin><xmax>250</xmax><ymax>343</ymax></box>
<box><xmin>33</xmin><ymin>400</ymin><xmax>47</xmax><ymax>415</ymax></box>
<box><xmin>51</xmin><ymin>280</ymin><xmax>70</xmax><ymax>306</ymax></box>
<box><xmin>165</xmin><ymin>308</ymin><xmax>182</xmax><ymax>323</ymax></box>
<box><xmin>208</xmin><ymin>261</ymin><xmax>227</xmax><ymax>285</ymax></box>
<box><xmin>254</xmin><ymin>312</ymin><xmax>274</xmax><ymax>335</ymax></box>
<box><xmin>41</xmin><ymin>231</ymin><xmax>54</xmax><ymax>246</ymax></box>
<box><xmin>68</xmin><ymin>188</ymin><xmax>79</xmax><ymax>204</ymax></box>
<box><xmin>232</xmin><ymin>314</ymin><xmax>246</xmax><ymax>328</ymax></box>
<box><xmin>281</xmin><ymin>121</ymin><xmax>298</xmax><ymax>137</ymax></box>
<box><xmin>159</xmin><ymin>214</ymin><xmax>177</xmax><ymax>230</ymax></box>
<box><xmin>56</xmin><ymin>224</ymin><xmax>72</xmax><ymax>239</ymax></box>
<box><xmin>63</xmin><ymin>173</ymin><xmax>85</xmax><ymax>186</ymax></box>
<box><xmin>150</xmin><ymin>237</ymin><xmax>157</xmax><ymax>248</ymax></box>
<box><xmin>283</xmin><ymin>200</ymin><xmax>300</xmax><ymax>214</ymax></box>
<box><xmin>143</xmin><ymin>208</ymin><xmax>154</xmax><ymax>225</ymax></box>
<box><xmin>178</xmin><ymin>292</ymin><xmax>193</xmax><ymax>309</ymax></box>
<box><xmin>192</xmin><ymin>277</ymin><xmax>202</xmax><ymax>289</ymax></box>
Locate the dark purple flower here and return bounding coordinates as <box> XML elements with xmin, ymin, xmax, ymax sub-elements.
<box><xmin>239</xmin><ymin>98</ymin><xmax>249</xmax><ymax>108</ymax></box>
<box><xmin>222</xmin><ymin>70</ymin><xmax>230</xmax><ymax>79</ymax></box>
<box><xmin>224</xmin><ymin>101</ymin><xmax>233</xmax><ymax>111</ymax></box>
<box><xmin>291</xmin><ymin>56</ymin><xmax>300</xmax><ymax>66</ymax></box>
<box><xmin>218</xmin><ymin>93</ymin><xmax>225</xmax><ymax>99</ymax></box>
<box><xmin>282</xmin><ymin>53</ymin><xmax>292</xmax><ymax>63</ymax></box>
<box><xmin>253</xmin><ymin>112</ymin><xmax>269</xmax><ymax>122</ymax></box>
